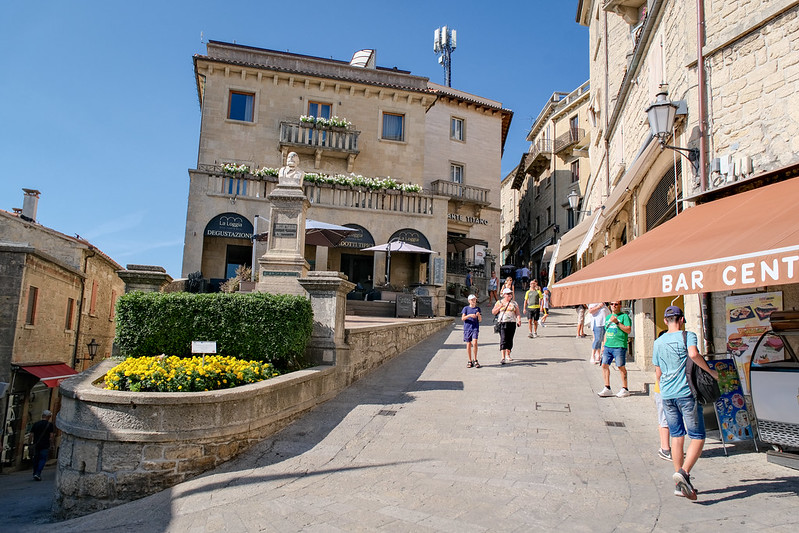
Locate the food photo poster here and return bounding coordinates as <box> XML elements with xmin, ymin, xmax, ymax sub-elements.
<box><xmin>725</xmin><ymin>291</ymin><xmax>783</xmax><ymax>394</ymax></box>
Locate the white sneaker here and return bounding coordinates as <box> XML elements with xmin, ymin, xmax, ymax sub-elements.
<box><xmin>598</xmin><ymin>387</ymin><xmax>613</xmax><ymax>397</ymax></box>
<box><xmin>533</xmin><ymin>333</ymin><xmax>538</xmax><ymax>338</ymax></box>
<box><xmin>616</xmin><ymin>388</ymin><xmax>631</xmax><ymax>398</ymax></box>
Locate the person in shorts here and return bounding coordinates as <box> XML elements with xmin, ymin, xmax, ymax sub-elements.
<box><xmin>588</xmin><ymin>302</ymin><xmax>608</xmax><ymax>363</ymax></box>
<box><xmin>524</xmin><ymin>280</ymin><xmax>543</xmax><ymax>338</ymax></box>
<box><xmin>652</xmin><ymin>305</ymin><xmax>718</xmax><ymax>500</ymax></box>
<box><xmin>597</xmin><ymin>301</ymin><xmax>632</xmax><ymax>398</ymax></box>
<box><xmin>461</xmin><ymin>295</ymin><xmax>482</xmax><ymax>368</ymax></box>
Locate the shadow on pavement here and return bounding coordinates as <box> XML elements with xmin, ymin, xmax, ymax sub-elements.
<box><xmin>694</xmin><ymin>476</ymin><xmax>799</xmax><ymax>505</ymax></box>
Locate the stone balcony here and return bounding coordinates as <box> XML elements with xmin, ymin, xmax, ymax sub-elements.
<box><xmin>554</xmin><ymin>127</ymin><xmax>587</xmax><ymax>155</ymax></box>
<box><xmin>525</xmin><ymin>139</ymin><xmax>553</xmax><ymax>177</ymax></box>
<box><xmin>430</xmin><ymin>179</ymin><xmax>490</xmax><ymax>207</ymax></box>
<box><xmin>279</xmin><ymin>121</ymin><xmax>360</xmax><ymax>171</ymax></box>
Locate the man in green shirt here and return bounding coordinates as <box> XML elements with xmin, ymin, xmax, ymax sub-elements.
<box><xmin>597</xmin><ymin>301</ymin><xmax>632</xmax><ymax>398</ymax></box>
<box><xmin>523</xmin><ymin>280</ymin><xmax>543</xmax><ymax>338</ymax></box>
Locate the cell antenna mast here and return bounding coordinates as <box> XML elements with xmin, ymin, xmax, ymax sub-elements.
<box><xmin>433</xmin><ymin>26</ymin><xmax>457</xmax><ymax>87</ymax></box>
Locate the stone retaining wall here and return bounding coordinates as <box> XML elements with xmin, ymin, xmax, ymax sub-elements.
<box><xmin>54</xmin><ymin>317</ymin><xmax>452</xmax><ymax>518</ymax></box>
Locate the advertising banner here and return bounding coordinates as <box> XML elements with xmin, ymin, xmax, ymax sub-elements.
<box><xmin>708</xmin><ymin>359</ymin><xmax>754</xmax><ymax>442</ymax></box>
<box><xmin>724</xmin><ymin>291</ymin><xmax>782</xmax><ymax>394</ymax></box>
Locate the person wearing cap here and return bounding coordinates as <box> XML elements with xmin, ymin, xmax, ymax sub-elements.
<box><xmin>597</xmin><ymin>301</ymin><xmax>632</xmax><ymax>398</ymax></box>
<box><xmin>523</xmin><ymin>280</ymin><xmax>544</xmax><ymax>338</ymax></box>
<box><xmin>493</xmin><ymin>287</ymin><xmax>522</xmax><ymax>364</ymax></box>
<box><xmin>29</xmin><ymin>410</ymin><xmax>55</xmax><ymax>481</ymax></box>
<box><xmin>461</xmin><ymin>295</ymin><xmax>482</xmax><ymax>368</ymax></box>
<box><xmin>652</xmin><ymin>305</ymin><xmax>718</xmax><ymax>501</ymax></box>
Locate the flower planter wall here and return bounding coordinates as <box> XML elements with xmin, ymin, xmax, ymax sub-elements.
<box><xmin>54</xmin><ymin>317</ymin><xmax>452</xmax><ymax>519</ymax></box>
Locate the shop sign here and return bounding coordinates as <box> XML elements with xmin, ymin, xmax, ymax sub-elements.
<box><xmin>708</xmin><ymin>359</ymin><xmax>754</xmax><ymax>443</ymax></box>
<box><xmin>204</xmin><ymin>213</ymin><xmax>253</xmax><ymax>239</ymax></box>
<box><xmin>448</xmin><ymin>213</ymin><xmax>489</xmax><ymax>225</ymax></box>
<box><xmin>339</xmin><ymin>224</ymin><xmax>375</xmax><ymax>249</ymax></box>
<box><xmin>389</xmin><ymin>228</ymin><xmax>430</xmax><ymax>249</ymax></box>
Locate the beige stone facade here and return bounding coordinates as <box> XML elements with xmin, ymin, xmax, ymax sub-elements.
<box><xmin>576</xmin><ymin>0</ymin><xmax>799</xmax><ymax>366</ymax></box>
<box><xmin>182</xmin><ymin>42</ymin><xmax>511</xmax><ymax>310</ymax></box>
<box><xmin>506</xmin><ymin>81</ymin><xmax>592</xmax><ymax>282</ymax></box>
<box><xmin>0</xmin><ymin>203</ymin><xmax>124</xmax><ymax>471</ymax></box>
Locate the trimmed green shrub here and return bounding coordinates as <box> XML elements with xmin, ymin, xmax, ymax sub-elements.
<box><xmin>115</xmin><ymin>292</ymin><xmax>313</xmax><ymax>371</ymax></box>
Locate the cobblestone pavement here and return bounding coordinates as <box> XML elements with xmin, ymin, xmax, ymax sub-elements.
<box><xmin>10</xmin><ymin>302</ymin><xmax>799</xmax><ymax>532</ymax></box>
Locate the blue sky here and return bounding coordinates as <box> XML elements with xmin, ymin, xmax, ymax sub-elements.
<box><xmin>0</xmin><ymin>1</ymin><xmax>587</xmax><ymax>278</ymax></box>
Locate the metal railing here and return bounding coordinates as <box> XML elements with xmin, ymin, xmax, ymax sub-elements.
<box><xmin>431</xmin><ymin>179</ymin><xmax>490</xmax><ymax>205</ymax></box>
<box><xmin>279</xmin><ymin>121</ymin><xmax>360</xmax><ymax>153</ymax></box>
<box><xmin>554</xmin><ymin>128</ymin><xmax>586</xmax><ymax>153</ymax></box>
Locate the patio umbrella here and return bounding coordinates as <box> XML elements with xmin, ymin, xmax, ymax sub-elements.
<box><xmin>446</xmin><ymin>235</ymin><xmax>483</xmax><ymax>253</ymax></box>
<box><xmin>254</xmin><ymin>218</ymin><xmax>356</xmax><ymax>247</ymax></box>
<box><xmin>362</xmin><ymin>240</ymin><xmax>437</xmax><ymax>283</ymax></box>
<box><xmin>305</xmin><ymin>219</ymin><xmax>357</xmax><ymax>247</ymax></box>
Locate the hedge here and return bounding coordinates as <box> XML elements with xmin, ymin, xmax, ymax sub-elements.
<box><xmin>115</xmin><ymin>292</ymin><xmax>313</xmax><ymax>371</ymax></box>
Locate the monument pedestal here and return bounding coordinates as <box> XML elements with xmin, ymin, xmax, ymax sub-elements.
<box><xmin>256</xmin><ymin>180</ymin><xmax>310</xmax><ymax>296</ymax></box>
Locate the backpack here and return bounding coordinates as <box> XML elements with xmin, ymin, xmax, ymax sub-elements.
<box><xmin>683</xmin><ymin>331</ymin><xmax>721</xmax><ymax>404</ymax></box>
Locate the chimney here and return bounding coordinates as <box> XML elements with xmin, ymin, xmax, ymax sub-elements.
<box><xmin>21</xmin><ymin>188</ymin><xmax>41</xmax><ymax>223</ymax></box>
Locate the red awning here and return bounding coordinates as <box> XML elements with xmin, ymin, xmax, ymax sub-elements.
<box><xmin>17</xmin><ymin>363</ymin><xmax>78</xmax><ymax>388</ymax></box>
<box><xmin>551</xmin><ymin>177</ymin><xmax>799</xmax><ymax>306</ymax></box>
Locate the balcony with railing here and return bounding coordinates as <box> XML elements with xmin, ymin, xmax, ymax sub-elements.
<box><xmin>525</xmin><ymin>139</ymin><xmax>552</xmax><ymax>177</ymax></box>
<box><xmin>279</xmin><ymin>121</ymin><xmax>360</xmax><ymax>170</ymax></box>
<box><xmin>195</xmin><ymin>164</ymin><xmax>434</xmax><ymax>216</ymax></box>
<box><xmin>431</xmin><ymin>179</ymin><xmax>490</xmax><ymax>206</ymax></box>
<box><xmin>554</xmin><ymin>128</ymin><xmax>586</xmax><ymax>154</ymax></box>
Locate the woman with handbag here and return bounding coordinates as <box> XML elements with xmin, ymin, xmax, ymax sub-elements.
<box><xmin>492</xmin><ymin>288</ymin><xmax>522</xmax><ymax>364</ymax></box>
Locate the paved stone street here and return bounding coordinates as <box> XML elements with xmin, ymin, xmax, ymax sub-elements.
<box><xmin>8</xmin><ymin>303</ymin><xmax>799</xmax><ymax>532</ymax></box>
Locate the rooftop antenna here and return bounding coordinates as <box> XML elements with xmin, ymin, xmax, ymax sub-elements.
<box><xmin>433</xmin><ymin>26</ymin><xmax>457</xmax><ymax>87</ymax></box>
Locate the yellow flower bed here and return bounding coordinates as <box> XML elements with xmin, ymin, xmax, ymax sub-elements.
<box><xmin>104</xmin><ymin>355</ymin><xmax>279</xmax><ymax>392</ymax></box>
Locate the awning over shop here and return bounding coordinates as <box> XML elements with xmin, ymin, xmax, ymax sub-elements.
<box><xmin>551</xmin><ymin>177</ymin><xmax>799</xmax><ymax>306</ymax></box>
<box><xmin>556</xmin><ymin>214</ymin><xmax>596</xmax><ymax>262</ymax></box>
<box><xmin>541</xmin><ymin>244</ymin><xmax>557</xmax><ymax>265</ymax></box>
<box><xmin>16</xmin><ymin>363</ymin><xmax>78</xmax><ymax>388</ymax></box>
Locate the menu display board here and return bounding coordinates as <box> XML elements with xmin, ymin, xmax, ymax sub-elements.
<box><xmin>708</xmin><ymin>359</ymin><xmax>754</xmax><ymax>442</ymax></box>
<box><xmin>724</xmin><ymin>291</ymin><xmax>783</xmax><ymax>394</ymax></box>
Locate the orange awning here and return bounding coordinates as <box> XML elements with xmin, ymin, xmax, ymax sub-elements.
<box><xmin>551</xmin><ymin>177</ymin><xmax>799</xmax><ymax>306</ymax></box>
<box><xmin>17</xmin><ymin>363</ymin><xmax>78</xmax><ymax>388</ymax></box>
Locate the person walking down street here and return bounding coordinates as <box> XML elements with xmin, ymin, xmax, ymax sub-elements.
<box><xmin>465</xmin><ymin>271</ymin><xmax>473</xmax><ymax>295</ymax></box>
<box><xmin>653</xmin><ymin>305</ymin><xmax>718</xmax><ymax>501</ymax></box>
<box><xmin>488</xmin><ymin>272</ymin><xmax>499</xmax><ymax>304</ymax></box>
<box><xmin>503</xmin><ymin>276</ymin><xmax>515</xmax><ymax>294</ymax></box>
<box><xmin>588</xmin><ymin>302</ymin><xmax>608</xmax><ymax>363</ymax></box>
<box><xmin>539</xmin><ymin>286</ymin><xmax>551</xmax><ymax>326</ymax></box>
<box><xmin>493</xmin><ymin>288</ymin><xmax>522</xmax><ymax>364</ymax></box>
<box><xmin>576</xmin><ymin>304</ymin><xmax>588</xmax><ymax>338</ymax></box>
<box><xmin>461</xmin><ymin>295</ymin><xmax>482</xmax><ymax>368</ymax></box>
<box><xmin>597</xmin><ymin>301</ymin><xmax>632</xmax><ymax>398</ymax></box>
<box><xmin>30</xmin><ymin>410</ymin><xmax>54</xmax><ymax>481</ymax></box>
<box><xmin>519</xmin><ymin>265</ymin><xmax>530</xmax><ymax>290</ymax></box>
<box><xmin>523</xmin><ymin>280</ymin><xmax>544</xmax><ymax>338</ymax></box>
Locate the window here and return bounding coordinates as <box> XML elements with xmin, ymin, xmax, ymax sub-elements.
<box><xmin>308</xmin><ymin>101</ymin><xmax>331</xmax><ymax>119</ymax></box>
<box><xmin>89</xmin><ymin>280</ymin><xmax>98</xmax><ymax>316</ymax></box>
<box><xmin>569</xmin><ymin>115</ymin><xmax>579</xmax><ymax>132</ymax></box>
<box><xmin>546</xmin><ymin>207</ymin><xmax>552</xmax><ymax>225</ymax></box>
<box><xmin>535</xmin><ymin>216</ymin><xmax>540</xmax><ymax>234</ymax></box>
<box><xmin>382</xmin><ymin>112</ymin><xmax>405</xmax><ymax>141</ymax></box>
<box><xmin>25</xmin><ymin>286</ymin><xmax>38</xmax><ymax>325</ymax></box>
<box><xmin>567</xmin><ymin>208</ymin><xmax>575</xmax><ymax>230</ymax></box>
<box><xmin>571</xmin><ymin>161</ymin><xmax>580</xmax><ymax>183</ymax></box>
<box><xmin>451</xmin><ymin>117</ymin><xmax>464</xmax><ymax>141</ymax></box>
<box><xmin>228</xmin><ymin>91</ymin><xmax>254</xmax><ymax>122</ymax></box>
<box><xmin>109</xmin><ymin>291</ymin><xmax>117</xmax><ymax>321</ymax></box>
<box><xmin>65</xmin><ymin>298</ymin><xmax>75</xmax><ymax>330</ymax></box>
<box><xmin>451</xmin><ymin>163</ymin><xmax>464</xmax><ymax>184</ymax></box>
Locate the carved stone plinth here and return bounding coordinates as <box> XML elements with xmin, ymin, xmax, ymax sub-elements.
<box><xmin>297</xmin><ymin>271</ymin><xmax>355</xmax><ymax>365</ymax></box>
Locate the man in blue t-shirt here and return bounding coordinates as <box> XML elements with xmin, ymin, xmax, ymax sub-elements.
<box><xmin>652</xmin><ymin>305</ymin><xmax>718</xmax><ymax>501</ymax></box>
<box><xmin>461</xmin><ymin>295</ymin><xmax>482</xmax><ymax>368</ymax></box>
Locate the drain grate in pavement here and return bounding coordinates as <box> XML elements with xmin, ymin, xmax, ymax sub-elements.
<box><xmin>605</xmin><ymin>421</ymin><xmax>626</xmax><ymax>427</ymax></box>
<box><xmin>377</xmin><ymin>409</ymin><xmax>397</xmax><ymax>416</ymax></box>
<box><xmin>535</xmin><ymin>402</ymin><xmax>571</xmax><ymax>412</ymax></box>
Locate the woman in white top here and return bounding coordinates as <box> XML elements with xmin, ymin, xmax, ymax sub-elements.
<box><xmin>588</xmin><ymin>302</ymin><xmax>609</xmax><ymax>364</ymax></box>
<box><xmin>492</xmin><ymin>288</ymin><xmax>523</xmax><ymax>364</ymax></box>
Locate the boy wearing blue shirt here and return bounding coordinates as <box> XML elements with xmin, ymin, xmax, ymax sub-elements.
<box><xmin>461</xmin><ymin>295</ymin><xmax>482</xmax><ymax>368</ymax></box>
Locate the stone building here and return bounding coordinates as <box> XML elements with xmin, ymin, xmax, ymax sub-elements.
<box><xmin>567</xmin><ymin>0</ymin><xmax>799</xmax><ymax>366</ymax></box>
<box><xmin>181</xmin><ymin>42</ymin><xmax>511</xmax><ymax>311</ymax></box>
<box><xmin>506</xmin><ymin>81</ymin><xmax>592</xmax><ymax>284</ymax></box>
<box><xmin>0</xmin><ymin>190</ymin><xmax>124</xmax><ymax>471</ymax></box>
<box><xmin>499</xmin><ymin>168</ymin><xmax>520</xmax><ymax>267</ymax></box>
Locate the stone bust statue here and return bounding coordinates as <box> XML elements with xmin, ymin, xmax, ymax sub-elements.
<box><xmin>278</xmin><ymin>152</ymin><xmax>304</xmax><ymax>187</ymax></box>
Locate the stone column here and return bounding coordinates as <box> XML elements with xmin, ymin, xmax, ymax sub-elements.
<box><xmin>297</xmin><ymin>272</ymin><xmax>354</xmax><ymax>366</ymax></box>
<box><xmin>117</xmin><ymin>265</ymin><xmax>173</xmax><ymax>293</ymax></box>
<box><xmin>256</xmin><ymin>169</ymin><xmax>310</xmax><ymax>296</ymax></box>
